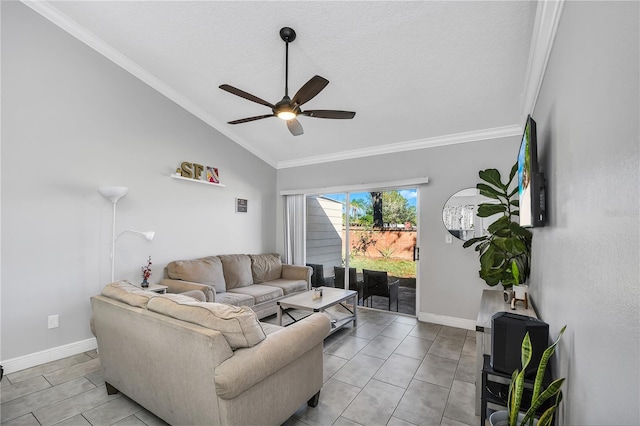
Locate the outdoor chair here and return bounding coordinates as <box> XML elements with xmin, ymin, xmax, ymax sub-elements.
<box><xmin>306</xmin><ymin>263</ymin><xmax>325</xmax><ymax>288</ymax></box>
<box><xmin>334</xmin><ymin>266</ymin><xmax>363</xmax><ymax>305</ymax></box>
<box><xmin>363</xmin><ymin>269</ymin><xmax>399</xmax><ymax>312</ymax></box>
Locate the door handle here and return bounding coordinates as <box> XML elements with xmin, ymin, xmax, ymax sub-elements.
<box><xmin>413</xmin><ymin>246</ymin><xmax>419</xmax><ymax>261</ymax></box>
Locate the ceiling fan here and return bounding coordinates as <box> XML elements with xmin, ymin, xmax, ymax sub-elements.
<box><xmin>219</xmin><ymin>27</ymin><xmax>356</xmax><ymax>136</ymax></box>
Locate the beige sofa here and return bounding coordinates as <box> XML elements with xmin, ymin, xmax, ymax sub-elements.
<box><xmin>91</xmin><ymin>281</ymin><xmax>330</xmax><ymax>426</ymax></box>
<box><xmin>160</xmin><ymin>253</ymin><xmax>312</xmax><ymax>319</ymax></box>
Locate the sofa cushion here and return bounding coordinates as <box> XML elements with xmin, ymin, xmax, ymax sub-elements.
<box><xmin>215</xmin><ymin>292</ymin><xmax>255</xmax><ymax>308</ymax></box>
<box><xmin>102</xmin><ymin>281</ymin><xmax>157</xmax><ymax>308</ymax></box>
<box><xmin>249</xmin><ymin>253</ymin><xmax>283</xmax><ymax>284</ymax></box>
<box><xmin>227</xmin><ymin>284</ymin><xmax>284</xmax><ymax>305</ymax></box>
<box><xmin>264</xmin><ymin>278</ymin><xmax>308</xmax><ymax>295</ymax></box>
<box><xmin>219</xmin><ymin>254</ymin><xmax>253</xmax><ymax>289</ymax></box>
<box><xmin>147</xmin><ymin>294</ymin><xmax>266</xmax><ymax>350</ymax></box>
<box><xmin>166</xmin><ymin>256</ymin><xmax>226</xmax><ymax>294</ymax></box>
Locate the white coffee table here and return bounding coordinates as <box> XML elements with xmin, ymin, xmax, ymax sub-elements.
<box><xmin>276</xmin><ymin>287</ymin><xmax>357</xmax><ymax>334</ymax></box>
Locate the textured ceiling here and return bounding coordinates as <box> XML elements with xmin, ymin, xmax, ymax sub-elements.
<box><xmin>30</xmin><ymin>1</ymin><xmax>538</xmax><ymax>168</ymax></box>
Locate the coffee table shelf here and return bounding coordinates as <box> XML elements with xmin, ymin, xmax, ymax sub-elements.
<box><xmin>276</xmin><ymin>287</ymin><xmax>357</xmax><ymax>334</ymax></box>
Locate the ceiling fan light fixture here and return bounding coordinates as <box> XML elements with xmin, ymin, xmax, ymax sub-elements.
<box><xmin>277</xmin><ymin>110</ymin><xmax>297</xmax><ymax>120</ymax></box>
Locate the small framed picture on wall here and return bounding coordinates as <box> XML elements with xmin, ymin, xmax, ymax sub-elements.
<box><xmin>236</xmin><ymin>198</ymin><xmax>248</xmax><ymax>213</ymax></box>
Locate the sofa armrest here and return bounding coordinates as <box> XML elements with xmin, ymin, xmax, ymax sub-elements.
<box><xmin>214</xmin><ymin>313</ymin><xmax>330</xmax><ymax>399</ymax></box>
<box><xmin>282</xmin><ymin>264</ymin><xmax>312</xmax><ymax>289</ymax></box>
<box><xmin>160</xmin><ymin>279</ymin><xmax>216</xmax><ymax>302</ymax></box>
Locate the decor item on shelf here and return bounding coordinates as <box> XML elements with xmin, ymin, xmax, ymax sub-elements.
<box><xmin>141</xmin><ymin>256</ymin><xmax>152</xmax><ymax>287</ymax></box>
<box><xmin>99</xmin><ymin>186</ymin><xmax>155</xmax><ymax>282</ymax></box>
<box><xmin>489</xmin><ymin>326</ymin><xmax>566</xmax><ymax>426</ymax></box>
<box><xmin>462</xmin><ymin>164</ymin><xmax>532</xmax><ymax>288</ymax></box>
<box><xmin>172</xmin><ymin>161</ymin><xmax>225</xmax><ymax>187</ymax></box>
<box><xmin>219</xmin><ymin>27</ymin><xmax>356</xmax><ymax>136</ymax></box>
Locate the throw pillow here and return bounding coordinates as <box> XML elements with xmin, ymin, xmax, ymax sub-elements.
<box><xmin>218</xmin><ymin>254</ymin><xmax>253</xmax><ymax>289</ymax></box>
<box><xmin>249</xmin><ymin>253</ymin><xmax>283</xmax><ymax>284</ymax></box>
<box><xmin>167</xmin><ymin>256</ymin><xmax>226</xmax><ymax>294</ymax></box>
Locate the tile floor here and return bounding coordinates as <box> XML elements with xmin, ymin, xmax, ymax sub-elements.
<box><xmin>0</xmin><ymin>308</ymin><xmax>480</xmax><ymax>426</ymax></box>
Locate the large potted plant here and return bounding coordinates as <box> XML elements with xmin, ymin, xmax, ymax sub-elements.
<box><xmin>463</xmin><ymin>163</ymin><xmax>532</xmax><ymax>288</ymax></box>
<box><xmin>489</xmin><ymin>326</ymin><xmax>567</xmax><ymax>426</ymax></box>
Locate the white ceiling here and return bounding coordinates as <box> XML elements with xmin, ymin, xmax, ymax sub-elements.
<box><xmin>26</xmin><ymin>1</ymin><xmax>544</xmax><ymax>169</ymax></box>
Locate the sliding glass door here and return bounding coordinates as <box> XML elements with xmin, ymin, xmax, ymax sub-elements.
<box><xmin>305</xmin><ymin>188</ymin><xmax>418</xmax><ymax>315</ymax></box>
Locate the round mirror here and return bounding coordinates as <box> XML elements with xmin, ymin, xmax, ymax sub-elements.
<box><xmin>442</xmin><ymin>188</ymin><xmax>496</xmax><ymax>241</ymax></box>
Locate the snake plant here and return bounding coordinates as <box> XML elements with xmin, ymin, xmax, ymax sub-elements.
<box><xmin>507</xmin><ymin>326</ymin><xmax>567</xmax><ymax>426</ymax></box>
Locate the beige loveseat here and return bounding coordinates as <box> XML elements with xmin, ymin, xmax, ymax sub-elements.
<box><xmin>160</xmin><ymin>253</ymin><xmax>311</xmax><ymax>319</ymax></box>
<box><xmin>91</xmin><ymin>281</ymin><xmax>330</xmax><ymax>426</ymax></box>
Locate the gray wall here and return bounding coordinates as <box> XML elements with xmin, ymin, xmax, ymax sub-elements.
<box><xmin>529</xmin><ymin>2</ymin><xmax>639</xmax><ymax>424</ymax></box>
<box><xmin>277</xmin><ymin>138</ymin><xmax>518</xmax><ymax>322</ymax></box>
<box><xmin>1</xmin><ymin>2</ymin><xmax>276</xmax><ymax>361</ymax></box>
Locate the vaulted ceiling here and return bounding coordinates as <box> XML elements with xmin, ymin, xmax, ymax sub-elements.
<box><xmin>26</xmin><ymin>1</ymin><xmax>547</xmax><ymax>168</ymax></box>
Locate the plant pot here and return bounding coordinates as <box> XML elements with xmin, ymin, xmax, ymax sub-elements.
<box><xmin>489</xmin><ymin>410</ymin><xmax>537</xmax><ymax>426</ymax></box>
<box><xmin>513</xmin><ymin>284</ymin><xmax>528</xmax><ymax>300</ymax></box>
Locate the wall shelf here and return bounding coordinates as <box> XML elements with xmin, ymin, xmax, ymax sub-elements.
<box><xmin>170</xmin><ymin>174</ymin><xmax>225</xmax><ymax>187</ymax></box>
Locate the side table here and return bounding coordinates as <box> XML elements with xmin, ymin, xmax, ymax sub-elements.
<box><xmin>138</xmin><ymin>283</ymin><xmax>168</xmax><ymax>294</ymax></box>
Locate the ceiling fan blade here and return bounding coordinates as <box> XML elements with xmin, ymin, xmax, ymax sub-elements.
<box><xmin>286</xmin><ymin>118</ymin><xmax>304</xmax><ymax>136</ymax></box>
<box><xmin>228</xmin><ymin>114</ymin><xmax>275</xmax><ymax>124</ymax></box>
<box><xmin>302</xmin><ymin>110</ymin><xmax>356</xmax><ymax>119</ymax></box>
<box><xmin>219</xmin><ymin>84</ymin><xmax>275</xmax><ymax>109</ymax></box>
<box><xmin>291</xmin><ymin>75</ymin><xmax>329</xmax><ymax>106</ymax></box>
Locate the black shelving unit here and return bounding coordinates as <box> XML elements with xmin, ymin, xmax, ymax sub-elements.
<box><xmin>481</xmin><ymin>355</ymin><xmax>554</xmax><ymax>425</ymax></box>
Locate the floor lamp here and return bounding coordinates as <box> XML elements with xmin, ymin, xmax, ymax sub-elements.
<box><xmin>99</xmin><ymin>186</ymin><xmax>155</xmax><ymax>282</ymax></box>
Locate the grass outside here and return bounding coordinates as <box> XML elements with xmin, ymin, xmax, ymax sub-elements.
<box><xmin>348</xmin><ymin>255</ymin><xmax>416</xmax><ymax>278</ymax></box>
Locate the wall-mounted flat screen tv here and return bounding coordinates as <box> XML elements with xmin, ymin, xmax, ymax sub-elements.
<box><xmin>518</xmin><ymin>115</ymin><xmax>546</xmax><ymax>227</ymax></box>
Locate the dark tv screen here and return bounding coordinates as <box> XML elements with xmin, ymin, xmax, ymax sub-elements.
<box><xmin>518</xmin><ymin>115</ymin><xmax>545</xmax><ymax>227</ymax></box>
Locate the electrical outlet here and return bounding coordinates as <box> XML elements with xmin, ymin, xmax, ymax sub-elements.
<box><xmin>445</xmin><ymin>234</ymin><xmax>453</xmax><ymax>244</ymax></box>
<box><xmin>48</xmin><ymin>315</ymin><xmax>59</xmax><ymax>329</ymax></box>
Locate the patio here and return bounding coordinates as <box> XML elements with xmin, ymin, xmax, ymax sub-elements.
<box><xmin>322</xmin><ymin>275</ymin><xmax>416</xmax><ymax>316</ymax></box>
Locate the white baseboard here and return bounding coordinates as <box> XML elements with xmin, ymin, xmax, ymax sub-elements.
<box><xmin>418</xmin><ymin>312</ymin><xmax>477</xmax><ymax>331</ymax></box>
<box><xmin>1</xmin><ymin>338</ymin><xmax>97</xmax><ymax>375</ymax></box>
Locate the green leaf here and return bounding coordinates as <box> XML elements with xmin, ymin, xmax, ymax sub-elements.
<box><xmin>508</xmin><ymin>186</ymin><xmax>519</xmax><ymax>198</ymax></box>
<box><xmin>532</xmin><ymin>326</ymin><xmax>566</xmax><ymax>402</ymax></box>
<box><xmin>478</xmin><ymin>203</ymin><xmax>506</xmax><ymax>217</ymax></box>
<box><xmin>479</xmin><ymin>169</ymin><xmax>507</xmax><ymax>190</ymax></box>
<box><xmin>521</xmin><ymin>332</ymin><xmax>532</xmax><ymax>371</ymax></box>
<box><xmin>487</xmin><ymin>216</ymin><xmax>511</xmax><ymax>232</ymax></box>
<box><xmin>511</xmin><ymin>260</ymin><xmax>520</xmax><ymax>283</ymax></box>
<box><xmin>462</xmin><ymin>236</ymin><xmax>487</xmax><ymax>249</ymax></box>
<box><xmin>477</xmin><ymin>183</ymin><xmax>502</xmax><ymax>199</ymax></box>
<box><xmin>510</xmin><ymin>369</ymin><xmax>526</xmax><ymax>426</ymax></box>
<box><xmin>479</xmin><ymin>247</ymin><xmax>496</xmax><ymax>272</ymax></box>
<box><xmin>535</xmin><ymin>405</ymin><xmax>559</xmax><ymax>426</ymax></box>
<box><xmin>522</xmin><ymin>378</ymin><xmax>565</xmax><ymax>425</ymax></box>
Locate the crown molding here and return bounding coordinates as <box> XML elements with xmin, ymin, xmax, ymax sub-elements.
<box><xmin>20</xmin><ymin>0</ymin><xmax>278</xmax><ymax>168</ymax></box>
<box><xmin>21</xmin><ymin>0</ymin><xmax>563</xmax><ymax>171</ymax></box>
<box><xmin>276</xmin><ymin>125</ymin><xmax>522</xmax><ymax>169</ymax></box>
<box><xmin>521</xmin><ymin>0</ymin><xmax>565</xmax><ymax>121</ymax></box>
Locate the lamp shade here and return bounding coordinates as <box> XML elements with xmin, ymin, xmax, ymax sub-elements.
<box><xmin>98</xmin><ymin>186</ymin><xmax>129</xmax><ymax>204</ymax></box>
